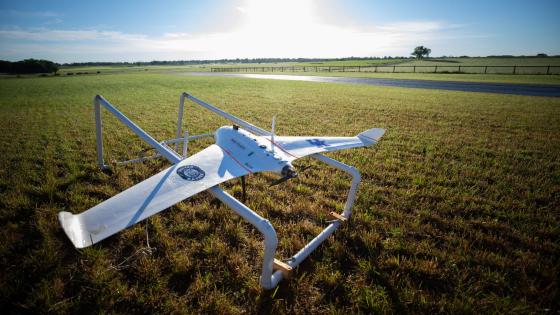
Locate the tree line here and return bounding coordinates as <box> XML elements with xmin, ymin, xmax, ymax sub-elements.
<box><xmin>56</xmin><ymin>54</ymin><xmax>560</xmax><ymax>68</ymax></box>
<box><xmin>62</xmin><ymin>56</ymin><xmax>417</xmax><ymax>67</ymax></box>
<box><xmin>1</xmin><ymin>53</ymin><xmax>556</xmax><ymax>74</ymax></box>
<box><xmin>0</xmin><ymin>59</ymin><xmax>59</xmax><ymax>74</ymax></box>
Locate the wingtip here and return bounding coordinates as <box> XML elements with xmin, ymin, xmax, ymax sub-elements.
<box><xmin>58</xmin><ymin>211</ymin><xmax>92</xmax><ymax>249</ymax></box>
<box><xmin>358</xmin><ymin>128</ymin><xmax>385</xmax><ymax>144</ymax></box>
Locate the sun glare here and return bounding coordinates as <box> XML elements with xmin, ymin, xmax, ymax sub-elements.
<box><xmin>121</xmin><ymin>0</ymin><xmax>446</xmax><ymax>61</ymax></box>
<box><xmin>219</xmin><ymin>0</ymin><xmax>421</xmax><ymax>59</ymax></box>
<box><xmin>232</xmin><ymin>0</ymin><xmax>325</xmax><ymax>57</ymax></box>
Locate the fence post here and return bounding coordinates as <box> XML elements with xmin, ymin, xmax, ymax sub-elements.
<box><xmin>434</xmin><ymin>66</ymin><xmax>438</xmax><ymax>73</ymax></box>
<box><xmin>358</xmin><ymin>66</ymin><xmax>361</xmax><ymax>72</ymax></box>
<box><xmin>547</xmin><ymin>65</ymin><xmax>550</xmax><ymax>75</ymax></box>
<box><xmin>458</xmin><ymin>66</ymin><xmax>461</xmax><ymax>73</ymax></box>
<box><xmin>413</xmin><ymin>66</ymin><xmax>416</xmax><ymax>73</ymax></box>
<box><xmin>513</xmin><ymin>66</ymin><xmax>516</xmax><ymax>74</ymax></box>
<box><xmin>484</xmin><ymin>66</ymin><xmax>488</xmax><ymax>74</ymax></box>
<box><xmin>375</xmin><ymin>66</ymin><xmax>378</xmax><ymax>73</ymax></box>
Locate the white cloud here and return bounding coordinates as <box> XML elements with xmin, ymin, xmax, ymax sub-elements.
<box><xmin>377</xmin><ymin>21</ymin><xmax>447</xmax><ymax>33</ymax></box>
<box><xmin>43</xmin><ymin>18</ymin><xmax>64</xmax><ymax>26</ymax></box>
<box><xmin>0</xmin><ymin>0</ymin><xmax>468</xmax><ymax>62</ymax></box>
<box><xmin>0</xmin><ymin>22</ymin><xmax>456</xmax><ymax>62</ymax></box>
<box><xmin>0</xmin><ymin>10</ymin><xmax>61</xmax><ymax>18</ymax></box>
<box><xmin>0</xmin><ymin>28</ymin><xmax>147</xmax><ymax>42</ymax></box>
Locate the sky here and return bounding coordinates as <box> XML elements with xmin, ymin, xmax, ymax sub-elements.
<box><xmin>0</xmin><ymin>0</ymin><xmax>559</xmax><ymax>63</ymax></box>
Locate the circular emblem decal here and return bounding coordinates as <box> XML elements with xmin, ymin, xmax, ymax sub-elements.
<box><xmin>177</xmin><ymin>165</ymin><xmax>205</xmax><ymax>181</ymax></box>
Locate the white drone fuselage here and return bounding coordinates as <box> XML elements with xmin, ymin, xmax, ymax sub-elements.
<box><xmin>214</xmin><ymin>126</ymin><xmax>294</xmax><ymax>176</ymax></box>
<box><xmin>58</xmin><ymin>93</ymin><xmax>385</xmax><ymax>289</ymax></box>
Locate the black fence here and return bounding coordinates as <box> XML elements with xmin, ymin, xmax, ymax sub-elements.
<box><xmin>211</xmin><ymin>65</ymin><xmax>560</xmax><ymax>75</ymax></box>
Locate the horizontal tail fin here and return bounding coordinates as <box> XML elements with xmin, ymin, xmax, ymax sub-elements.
<box><xmin>357</xmin><ymin>128</ymin><xmax>385</xmax><ymax>145</ymax></box>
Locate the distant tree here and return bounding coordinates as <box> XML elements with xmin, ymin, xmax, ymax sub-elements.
<box><xmin>411</xmin><ymin>46</ymin><xmax>431</xmax><ymax>59</ymax></box>
<box><xmin>0</xmin><ymin>60</ymin><xmax>12</xmax><ymax>73</ymax></box>
<box><xmin>537</xmin><ymin>53</ymin><xmax>548</xmax><ymax>57</ymax></box>
<box><xmin>1</xmin><ymin>59</ymin><xmax>59</xmax><ymax>74</ymax></box>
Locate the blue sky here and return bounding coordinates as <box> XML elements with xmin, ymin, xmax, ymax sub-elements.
<box><xmin>0</xmin><ymin>0</ymin><xmax>559</xmax><ymax>63</ymax></box>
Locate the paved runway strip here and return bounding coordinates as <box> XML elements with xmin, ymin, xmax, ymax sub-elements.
<box><xmin>184</xmin><ymin>72</ymin><xmax>560</xmax><ymax>97</ymax></box>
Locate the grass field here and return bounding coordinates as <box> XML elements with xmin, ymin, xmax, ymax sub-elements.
<box><xmin>51</xmin><ymin>57</ymin><xmax>560</xmax><ymax>86</ymax></box>
<box><xmin>380</xmin><ymin>57</ymin><xmax>560</xmax><ymax>76</ymax></box>
<box><xmin>209</xmin><ymin>57</ymin><xmax>560</xmax><ymax>74</ymax></box>
<box><xmin>400</xmin><ymin>57</ymin><xmax>560</xmax><ymax>67</ymax></box>
<box><xmin>0</xmin><ymin>73</ymin><xmax>559</xmax><ymax>314</ymax></box>
<box><xmin>57</xmin><ymin>58</ymin><xmax>405</xmax><ymax>75</ymax></box>
<box><xmin>205</xmin><ymin>57</ymin><xmax>560</xmax><ymax>84</ymax></box>
<box><xmin>57</xmin><ymin>64</ymin><xmax>209</xmax><ymax>75</ymax></box>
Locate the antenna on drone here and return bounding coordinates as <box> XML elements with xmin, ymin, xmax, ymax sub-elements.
<box><xmin>271</xmin><ymin>115</ymin><xmax>276</xmax><ymax>154</ymax></box>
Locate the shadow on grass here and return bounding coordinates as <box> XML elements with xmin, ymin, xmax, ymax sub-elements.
<box><xmin>167</xmin><ymin>270</ymin><xmax>195</xmax><ymax>295</ymax></box>
<box><xmin>253</xmin><ymin>226</ymin><xmax>410</xmax><ymax>314</ymax></box>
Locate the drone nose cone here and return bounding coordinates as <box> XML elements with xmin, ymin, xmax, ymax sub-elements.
<box><xmin>216</xmin><ymin>126</ymin><xmax>230</xmax><ymax>133</ymax></box>
<box><xmin>214</xmin><ymin>126</ymin><xmax>234</xmax><ymax>142</ymax></box>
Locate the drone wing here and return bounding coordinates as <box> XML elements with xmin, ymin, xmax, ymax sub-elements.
<box><xmin>58</xmin><ymin>144</ymin><xmax>248</xmax><ymax>248</ymax></box>
<box><xmin>272</xmin><ymin>128</ymin><xmax>385</xmax><ymax>159</ymax></box>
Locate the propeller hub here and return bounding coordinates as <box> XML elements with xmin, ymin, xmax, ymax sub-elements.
<box><xmin>281</xmin><ymin>165</ymin><xmax>297</xmax><ymax>178</ymax></box>
<box><xmin>270</xmin><ymin>165</ymin><xmax>298</xmax><ymax>186</ymax></box>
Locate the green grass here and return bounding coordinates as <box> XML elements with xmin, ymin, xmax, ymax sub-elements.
<box><xmin>57</xmin><ymin>59</ymin><xmax>403</xmax><ymax>75</ymax></box>
<box><xmin>387</xmin><ymin>58</ymin><xmax>560</xmax><ymax>75</ymax></box>
<box><xmin>208</xmin><ymin>57</ymin><xmax>560</xmax><ymax>84</ymax></box>
<box><xmin>55</xmin><ymin>57</ymin><xmax>560</xmax><ymax>85</ymax></box>
<box><xmin>0</xmin><ymin>73</ymin><xmax>559</xmax><ymax>314</ymax></box>
<box><xmin>58</xmin><ymin>64</ymin><xmax>212</xmax><ymax>75</ymax></box>
<box><xmin>210</xmin><ymin>58</ymin><xmax>407</xmax><ymax>68</ymax></box>
<box><xmin>401</xmin><ymin>57</ymin><xmax>560</xmax><ymax>66</ymax></box>
<box><xmin>56</xmin><ymin>63</ymin><xmax>560</xmax><ymax>85</ymax></box>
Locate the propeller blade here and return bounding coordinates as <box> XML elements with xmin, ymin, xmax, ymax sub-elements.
<box><xmin>241</xmin><ymin>175</ymin><xmax>247</xmax><ymax>202</ymax></box>
<box><xmin>299</xmin><ymin>165</ymin><xmax>312</xmax><ymax>172</ymax></box>
<box><xmin>270</xmin><ymin>164</ymin><xmax>298</xmax><ymax>187</ymax></box>
<box><xmin>271</xmin><ymin>115</ymin><xmax>276</xmax><ymax>154</ymax></box>
<box><xmin>269</xmin><ymin>175</ymin><xmax>294</xmax><ymax>187</ymax></box>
